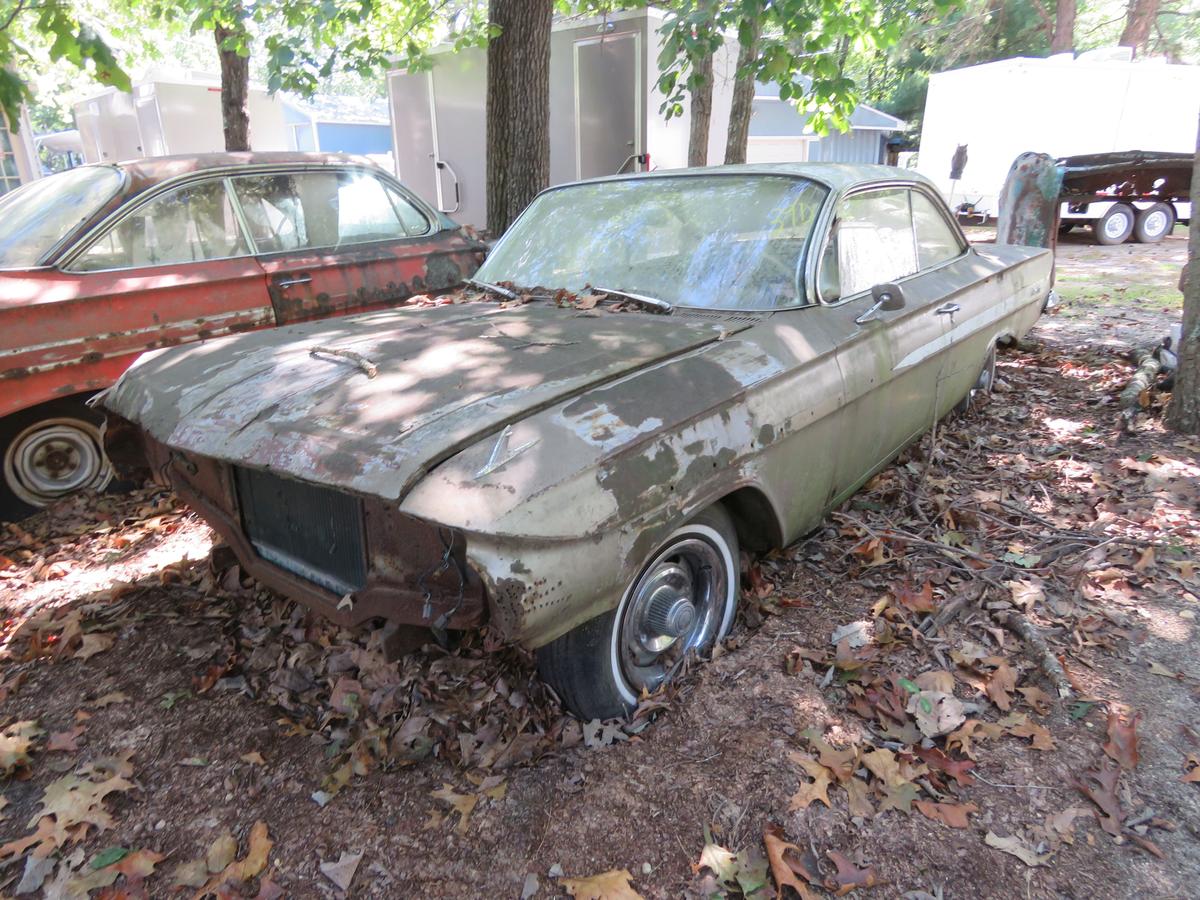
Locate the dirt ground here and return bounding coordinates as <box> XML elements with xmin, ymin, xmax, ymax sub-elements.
<box><xmin>1</xmin><ymin>229</ymin><xmax>1196</xmax><ymax>899</ymax></box>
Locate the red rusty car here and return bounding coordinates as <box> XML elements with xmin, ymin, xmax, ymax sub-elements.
<box><xmin>0</xmin><ymin>152</ymin><xmax>483</xmax><ymax>520</ymax></box>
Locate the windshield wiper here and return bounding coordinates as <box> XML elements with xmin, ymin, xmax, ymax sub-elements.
<box><xmin>465</xmin><ymin>277</ymin><xmax>520</xmax><ymax>301</ymax></box>
<box><xmin>594</xmin><ymin>286</ymin><xmax>673</xmax><ymax>313</ymax></box>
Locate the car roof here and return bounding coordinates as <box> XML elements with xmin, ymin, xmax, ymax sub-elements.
<box><xmin>572</xmin><ymin>162</ymin><xmax>935</xmax><ymax>193</ymax></box>
<box><xmin>101</xmin><ymin>151</ymin><xmax>379</xmax><ymax>193</ymax></box>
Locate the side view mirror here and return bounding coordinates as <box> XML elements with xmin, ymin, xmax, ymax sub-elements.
<box><xmin>855</xmin><ymin>282</ymin><xmax>906</xmax><ymax>324</ymax></box>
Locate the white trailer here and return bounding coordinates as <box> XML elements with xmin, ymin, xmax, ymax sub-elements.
<box><xmin>917</xmin><ymin>48</ymin><xmax>1199</xmax><ymax>243</ymax></box>
<box><xmin>74</xmin><ymin>70</ymin><xmax>289</xmax><ymax>163</ymax></box>
<box><xmin>388</xmin><ymin>8</ymin><xmax>740</xmax><ymax>229</ymax></box>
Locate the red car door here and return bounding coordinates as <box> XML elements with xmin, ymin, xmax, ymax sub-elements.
<box><xmin>228</xmin><ymin>167</ymin><xmax>481</xmax><ymax>326</ymax></box>
<box><xmin>13</xmin><ymin>175</ymin><xmax>275</xmax><ymax>414</ymax></box>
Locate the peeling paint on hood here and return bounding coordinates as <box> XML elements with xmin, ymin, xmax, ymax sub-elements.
<box><xmin>101</xmin><ymin>302</ymin><xmax>745</xmax><ymax>501</ymax></box>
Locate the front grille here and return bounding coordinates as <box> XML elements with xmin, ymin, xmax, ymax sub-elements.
<box><xmin>233</xmin><ymin>466</ymin><xmax>367</xmax><ymax>596</ymax></box>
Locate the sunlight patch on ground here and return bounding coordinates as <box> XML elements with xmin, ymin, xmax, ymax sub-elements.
<box><xmin>2</xmin><ymin>515</ymin><xmax>214</xmax><ymax>617</ymax></box>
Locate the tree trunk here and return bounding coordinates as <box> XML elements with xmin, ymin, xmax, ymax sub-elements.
<box><xmin>214</xmin><ymin>19</ymin><xmax>250</xmax><ymax>152</ymax></box>
<box><xmin>1119</xmin><ymin>0</ymin><xmax>1160</xmax><ymax>55</ymax></box>
<box><xmin>687</xmin><ymin>50</ymin><xmax>714</xmax><ymax>167</ymax></box>
<box><xmin>1051</xmin><ymin>0</ymin><xmax>1076</xmax><ymax>54</ymax></box>
<box><xmin>724</xmin><ymin>15</ymin><xmax>761</xmax><ymax>166</ymax></box>
<box><xmin>1165</xmin><ymin>112</ymin><xmax>1200</xmax><ymax>433</ymax></box>
<box><xmin>485</xmin><ymin>0</ymin><xmax>552</xmax><ymax>236</ymax></box>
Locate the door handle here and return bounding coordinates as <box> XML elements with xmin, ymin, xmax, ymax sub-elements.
<box><xmin>274</xmin><ymin>274</ymin><xmax>312</xmax><ymax>288</ymax></box>
<box><xmin>935</xmin><ymin>302</ymin><xmax>960</xmax><ymax>315</ymax></box>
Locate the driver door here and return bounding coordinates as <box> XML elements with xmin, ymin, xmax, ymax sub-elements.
<box><xmin>816</xmin><ymin>186</ymin><xmax>951</xmax><ymax>502</ymax></box>
<box><xmin>229</xmin><ymin>168</ymin><xmax>465</xmax><ymax>326</ymax></box>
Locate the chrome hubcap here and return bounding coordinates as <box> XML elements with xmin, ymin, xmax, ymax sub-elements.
<box><xmin>3</xmin><ymin>418</ymin><xmax>112</xmax><ymax>508</ymax></box>
<box><xmin>619</xmin><ymin>536</ymin><xmax>726</xmax><ymax>694</ymax></box>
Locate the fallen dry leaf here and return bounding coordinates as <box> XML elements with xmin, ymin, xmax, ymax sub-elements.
<box><xmin>824</xmin><ymin>850</ymin><xmax>879</xmax><ymax>895</ymax></box>
<box><xmin>320</xmin><ymin>850</ymin><xmax>363</xmax><ymax>892</ymax></box>
<box><xmin>431</xmin><ymin>785</ymin><xmax>479</xmax><ymax>834</ymax></box>
<box><xmin>845</xmin><ymin>777</ymin><xmax>875</xmax><ymax>819</ymax></box>
<box><xmin>1017</xmin><ymin>685</ymin><xmax>1053</xmax><ymax>715</ymax></box>
<box><xmin>47</xmin><ymin>726</ymin><xmax>85</xmax><ymax>753</ymax></box>
<box><xmin>986</xmin><ymin>662</ymin><xmax>1018</xmax><ymax>711</ymax></box>
<box><xmin>984</xmin><ymin>831</ymin><xmax>1051</xmax><ymax>867</ymax></box>
<box><xmin>913</xmin><ymin>746</ymin><xmax>975</xmax><ymax>787</ymax></box>
<box><xmin>562</xmin><ymin>868</ymin><xmax>644</xmax><ymax>899</ymax></box>
<box><xmin>1008</xmin><ymin>717</ymin><xmax>1057</xmax><ymax>752</ymax></box>
<box><xmin>207</xmin><ymin>832</ymin><xmax>238</xmax><ymax>873</ymax></box>
<box><xmin>1103</xmin><ymin>709</ymin><xmax>1141</xmax><ymax>769</ymax></box>
<box><xmin>74</xmin><ymin>632</ymin><xmax>114</xmax><ymax>661</ymax></box>
<box><xmin>763</xmin><ymin>825</ymin><xmax>817</xmax><ymax>900</ymax></box>
<box><xmin>1183</xmin><ymin>754</ymin><xmax>1200</xmax><ymax>784</ymax></box>
<box><xmin>190</xmin><ymin>820</ymin><xmax>272</xmax><ymax>897</ymax></box>
<box><xmin>801</xmin><ymin>730</ymin><xmax>858</xmax><ymax>782</ymax></box>
<box><xmin>788</xmin><ymin>753</ymin><xmax>832</xmax><ymax>811</ymax></box>
<box><xmin>906</xmin><ymin>690</ymin><xmax>966</xmax><ymax>738</ymax></box>
<box><xmin>896</xmin><ymin>580</ymin><xmax>937</xmax><ymax>613</ymax></box>
<box><xmin>0</xmin><ymin>720</ymin><xmax>42</xmax><ymax>774</ymax></box>
<box><xmin>240</xmin><ymin>751</ymin><xmax>266</xmax><ymax>766</ymax></box>
<box><xmin>1075</xmin><ymin>763</ymin><xmax>1124</xmax><ymax>836</ymax></box>
<box><xmin>915</xmin><ymin>800</ymin><xmax>978</xmax><ymax>829</ymax></box>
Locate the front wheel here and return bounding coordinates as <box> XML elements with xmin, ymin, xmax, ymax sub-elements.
<box><xmin>537</xmin><ymin>505</ymin><xmax>740</xmax><ymax>720</ymax></box>
<box><xmin>1</xmin><ymin>398</ymin><xmax>114</xmax><ymax>522</ymax></box>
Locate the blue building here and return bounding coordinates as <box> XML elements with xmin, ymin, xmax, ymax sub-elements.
<box><xmin>282</xmin><ymin>96</ymin><xmax>393</xmax><ymax>162</ymax></box>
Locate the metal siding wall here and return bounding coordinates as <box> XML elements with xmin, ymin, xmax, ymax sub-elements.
<box><xmin>809</xmin><ymin>131</ymin><xmax>884</xmax><ymax>164</ymax></box>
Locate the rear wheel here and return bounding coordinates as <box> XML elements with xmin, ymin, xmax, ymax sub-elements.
<box><xmin>1094</xmin><ymin>205</ymin><xmax>1135</xmax><ymax>245</ymax></box>
<box><xmin>1133</xmin><ymin>203</ymin><xmax>1175</xmax><ymax>243</ymax></box>
<box><xmin>537</xmin><ymin>505</ymin><xmax>740</xmax><ymax>720</ymax></box>
<box><xmin>0</xmin><ymin>398</ymin><xmax>114</xmax><ymax>522</ymax></box>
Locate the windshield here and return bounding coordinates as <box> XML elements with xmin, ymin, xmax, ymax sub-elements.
<box><xmin>0</xmin><ymin>166</ymin><xmax>124</xmax><ymax>269</ymax></box>
<box><xmin>476</xmin><ymin>174</ymin><xmax>828</xmax><ymax>310</ymax></box>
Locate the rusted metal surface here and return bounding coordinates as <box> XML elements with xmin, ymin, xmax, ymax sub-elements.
<box><xmin>103</xmin><ymin>164</ymin><xmax>1054</xmax><ymax>650</ymax></box>
<box><xmin>1057</xmin><ymin>150</ymin><xmax>1192</xmax><ymax>203</ymax></box>
<box><xmin>127</xmin><ymin>429</ymin><xmax>486</xmax><ymax>629</ymax></box>
<box><xmin>997</xmin><ymin>152</ymin><xmax>1064</xmax><ymax>249</ymax></box>
<box><xmin>0</xmin><ymin>154</ymin><xmax>483</xmax><ymax>423</ymax></box>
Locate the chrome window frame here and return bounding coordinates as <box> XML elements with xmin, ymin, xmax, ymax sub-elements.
<box><xmin>810</xmin><ymin>180</ymin><xmax>971</xmax><ymax>308</ymax></box>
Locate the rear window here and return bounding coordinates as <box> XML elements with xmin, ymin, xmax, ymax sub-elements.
<box><xmin>0</xmin><ymin>166</ymin><xmax>123</xmax><ymax>268</ymax></box>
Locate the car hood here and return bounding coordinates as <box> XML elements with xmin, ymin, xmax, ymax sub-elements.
<box><xmin>101</xmin><ymin>301</ymin><xmax>745</xmax><ymax>501</ymax></box>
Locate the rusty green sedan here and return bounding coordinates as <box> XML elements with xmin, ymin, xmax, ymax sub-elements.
<box><xmin>101</xmin><ymin>164</ymin><xmax>1054</xmax><ymax>719</ymax></box>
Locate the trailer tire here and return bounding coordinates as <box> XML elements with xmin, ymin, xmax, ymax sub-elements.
<box><xmin>1094</xmin><ymin>205</ymin><xmax>1135</xmax><ymax>245</ymax></box>
<box><xmin>1133</xmin><ymin>203</ymin><xmax>1175</xmax><ymax>244</ymax></box>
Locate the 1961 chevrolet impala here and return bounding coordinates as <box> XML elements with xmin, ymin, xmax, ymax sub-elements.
<box><xmin>101</xmin><ymin>164</ymin><xmax>1054</xmax><ymax>719</ymax></box>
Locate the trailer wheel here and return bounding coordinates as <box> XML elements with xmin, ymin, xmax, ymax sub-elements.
<box><xmin>1133</xmin><ymin>203</ymin><xmax>1175</xmax><ymax>244</ymax></box>
<box><xmin>1094</xmin><ymin>205</ymin><xmax>1135</xmax><ymax>245</ymax></box>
